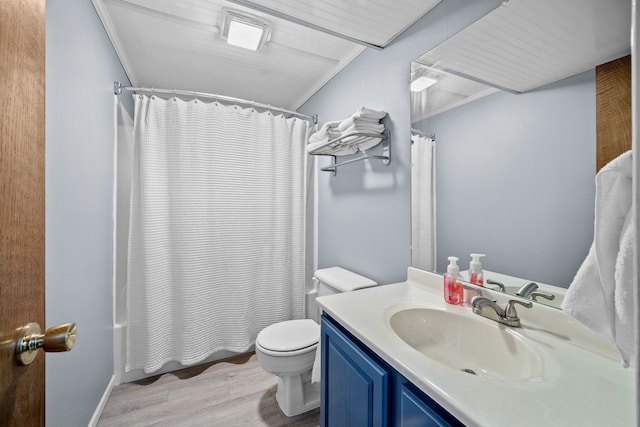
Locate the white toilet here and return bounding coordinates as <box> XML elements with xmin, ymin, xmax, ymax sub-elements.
<box><xmin>255</xmin><ymin>267</ymin><xmax>377</xmax><ymax>417</ymax></box>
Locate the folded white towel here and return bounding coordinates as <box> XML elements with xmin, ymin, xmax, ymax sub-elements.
<box><xmin>561</xmin><ymin>150</ymin><xmax>635</xmax><ymax>367</ymax></box>
<box><xmin>308</xmin><ymin>135</ymin><xmax>327</xmax><ymax>146</ymax></box>
<box><xmin>355</xmin><ymin>137</ymin><xmax>382</xmax><ymax>151</ymax></box>
<box><xmin>336</xmin><ymin>117</ymin><xmax>355</xmax><ymax>132</ymax></box>
<box><xmin>338</xmin><ymin>133</ymin><xmax>382</xmax><ymax>150</ymax></box>
<box><xmin>308</xmin><ymin>120</ymin><xmax>340</xmax><ymax>143</ymax></box>
<box><xmin>336</xmin><ymin>116</ymin><xmax>382</xmax><ymax>132</ymax></box>
<box><xmin>354</xmin><ymin>106</ymin><xmax>387</xmax><ymax>120</ymax></box>
<box><xmin>326</xmin><ymin>134</ymin><xmax>369</xmax><ymax>156</ymax></box>
<box><xmin>341</xmin><ymin>122</ymin><xmax>384</xmax><ymax>135</ymax></box>
<box><xmin>306</xmin><ymin>139</ymin><xmax>329</xmax><ymax>153</ymax></box>
<box><xmin>308</xmin><ymin>107</ymin><xmax>386</xmax><ymax>156</ymax></box>
<box><xmin>306</xmin><ymin>137</ymin><xmax>359</xmax><ymax>155</ymax></box>
<box><xmin>306</xmin><ymin>134</ymin><xmax>381</xmax><ymax>156</ymax></box>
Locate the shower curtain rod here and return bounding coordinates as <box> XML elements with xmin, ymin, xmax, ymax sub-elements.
<box><xmin>411</xmin><ymin>128</ymin><xmax>436</xmax><ymax>141</ymax></box>
<box><xmin>113</xmin><ymin>82</ymin><xmax>318</xmax><ymax>124</ymax></box>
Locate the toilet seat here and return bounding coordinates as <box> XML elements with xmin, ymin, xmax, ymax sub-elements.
<box><xmin>256</xmin><ymin>319</ymin><xmax>319</xmax><ymax>354</ymax></box>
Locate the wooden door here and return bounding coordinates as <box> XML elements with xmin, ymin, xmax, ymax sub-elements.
<box><xmin>596</xmin><ymin>55</ymin><xmax>632</xmax><ymax>171</ymax></box>
<box><xmin>0</xmin><ymin>0</ymin><xmax>46</xmax><ymax>425</ymax></box>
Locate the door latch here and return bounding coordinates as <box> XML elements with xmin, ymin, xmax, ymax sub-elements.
<box><xmin>16</xmin><ymin>322</ymin><xmax>77</xmax><ymax>365</ymax></box>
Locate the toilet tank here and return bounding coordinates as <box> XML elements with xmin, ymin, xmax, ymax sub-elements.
<box><xmin>309</xmin><ymin>267</ymin><xmax>377</xmax><ymax>322</ymax></box>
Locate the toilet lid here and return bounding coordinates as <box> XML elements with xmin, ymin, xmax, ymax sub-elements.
<box><xmin>257</xmin><ymin>319</ymin><xmax>319</xmax><ymax>352</ymax></box>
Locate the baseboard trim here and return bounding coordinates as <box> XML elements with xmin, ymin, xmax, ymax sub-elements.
<box><xmin>87</xmin><ymin>374</ymin><xmax>115</xmax><ymax>427</ymax></box>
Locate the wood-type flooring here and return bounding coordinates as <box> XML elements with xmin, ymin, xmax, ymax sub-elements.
<box><xmin>97</xmin><ymin>353</ymin><xmax>320</xmax><ymax>427</ymax></box>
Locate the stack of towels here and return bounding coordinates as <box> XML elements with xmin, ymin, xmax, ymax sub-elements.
<box><xmin>307</xmin><ymin>106</ymin><xmax>387</xmax><ymax>155</ymax></box>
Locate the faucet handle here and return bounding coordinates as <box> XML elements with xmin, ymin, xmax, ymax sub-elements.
<box><xmin>485</xmin><ymin>279</ymin><xmax>505</xmax><ymax>293</ymax></box>
<box><xmin>462</xmin><ymin>282</ymin><xmax>483</xmax><ymax>298</ymax></box>
<box><xmin>505</xmin><ymin>299</ymin><xmax>533</xmax><ymax>319</ymax></box>
<box><xmin>530</xmin><ymin>291</ymin><xmax>555</xmax><ymax>302</ymax></box>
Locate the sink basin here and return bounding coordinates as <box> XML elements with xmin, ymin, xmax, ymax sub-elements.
<box><xmin>389</xmin><ymin>308</ymin><xmax>544</xmax><ymax>382</ymax></box>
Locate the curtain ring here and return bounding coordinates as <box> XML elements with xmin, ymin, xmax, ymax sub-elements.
<box><xmin>194</xmin><ymin>91</ymin><xmax>198</xmax><ymax>103</ymax></box>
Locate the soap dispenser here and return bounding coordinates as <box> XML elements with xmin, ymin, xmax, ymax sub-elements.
<box><xmin>444</xmin><ymin>256</ymin><xmax>464</xmax><ymax>305</ymax></box>
<box><xmin>469</xmin><ymin>253</ymin><xmax>485</xmax><ymax>286</ymax></box>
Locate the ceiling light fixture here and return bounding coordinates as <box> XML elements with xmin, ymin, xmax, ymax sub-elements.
<box><xmin>410</xmin><ymin>76</ymin><xmax>438</xmax><ymax>92</ymax></box>
<box><xmin>221</xmin><ymin>8</ymin><xmax>270</xmax><ymax>51</ymax></box>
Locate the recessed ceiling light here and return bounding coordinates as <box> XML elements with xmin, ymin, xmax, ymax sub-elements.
<box><xmin>221</xmin><ymin>8</ymin><xmax>270</xmax><ymax>51</ymax></box>
<box><xmin>411</xmin><ymin>76</ymin><xmax>438</xmax><ymax>92</ymax></box>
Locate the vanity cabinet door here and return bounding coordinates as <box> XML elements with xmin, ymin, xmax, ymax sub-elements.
<box><xmin>398</xmin><ymin>384</ymin><xmax>456</xmax><ymax>427</ymax></box>
<box><xmin>321</xmin><ymin>314</ymin><xmax>390</xmax><ymax>427</ymax></box>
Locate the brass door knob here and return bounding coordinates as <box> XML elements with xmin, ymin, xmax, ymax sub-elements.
<box><xmin>16</xmin><ymin>322</ymin><xmax>77</xmax><ymax>365</ymax></box>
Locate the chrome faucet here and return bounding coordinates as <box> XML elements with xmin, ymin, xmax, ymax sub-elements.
<box><xmin>530</xmin><ymin>291</ymin><xmax>555</xmax><ymax>302</ymax></box>
<box><xmin>471</xmin><ymin>296</ymin><xmax>532</xmax><ymax>327</ymax></box>
<box><xmin>516</xmin><ymin>281</ymin><xmax>539</xmax><ymax>298</ymax></box>
<box><xmin>462</xmin><ymin>282</ymin><xmax>483</xmax><ymax>297</ymax></box>
<box><xmin>485</xmin><ymin>279</ymin><xmax>506</xmax><ymax>293</ymax></box>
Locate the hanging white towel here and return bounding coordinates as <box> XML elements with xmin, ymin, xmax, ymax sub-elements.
<box><xmin>561</xmin><ymin>150</ymin><xmax>636</xmax><ymax>367</ymax></box>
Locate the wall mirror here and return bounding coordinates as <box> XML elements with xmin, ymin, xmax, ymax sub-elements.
<box><xmin>410</xmin><ymin>0</ymin><xmax>631</xmax><ymax>309</ymax></box>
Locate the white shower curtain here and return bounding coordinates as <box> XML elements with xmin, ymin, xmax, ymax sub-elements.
<box><xmin>411</xmin><ymin>133</ymin><xmax>436</xmax><ymax>271</ymax></box>
<box><xmin>126</xmin><ymin>95</ymin><xmax>310</xmax><ymax>373</ymax></box>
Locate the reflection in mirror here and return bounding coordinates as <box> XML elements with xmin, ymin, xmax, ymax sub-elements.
<box><xmin>410</xmin><ymin>130</ymin><xmax>436</xmax><ymax>272</ymax></box>
<box><xmin>410</xmin><ymin>0</ymin><xmax>631</xmax><ymax>309</ymax></box>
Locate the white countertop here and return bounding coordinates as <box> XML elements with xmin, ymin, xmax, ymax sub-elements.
<box><xmin>316</xmin><ymin>267</ymin><xmax>636</xmax><ymax>427</ymax></box>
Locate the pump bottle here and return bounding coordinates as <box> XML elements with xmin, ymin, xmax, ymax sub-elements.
<box><xmin>468</xmin><ymin>253</ymin><xmax>485</xmax><ymax>286</ymax></box>
<box><xmin>444</xmin><ymin>256</ymin><xmax>464</xmax><ymax>305</ymax></box>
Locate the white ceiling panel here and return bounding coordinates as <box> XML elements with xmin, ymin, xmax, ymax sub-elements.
<box><xmin>411</xmin><ymin>64</ymin><xmax>498</xmax><ymax>122</ymax></box>
<box><xmin>226</xmin><ymin>0</ymin><xmax>442</xmax><ymax>47</ymax></box>
<box><xmin>94</xmin><ymin>0</ymin><xmax>367</xmax><ymax>109</ymax></box>
<box><xmin>93</xmin><ymin>0</ymin><xmax>442</xmax><ymax>110</ymax></box>
<box><xmin>417</xmin><ymin>0</ymin><xmax>631</xmax><ymax>93</ymax></box>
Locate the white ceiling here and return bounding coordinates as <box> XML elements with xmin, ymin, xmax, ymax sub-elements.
<box><xmin>224</xmin><ymin>0</ymin><xmax>439</xmax><ymax>48</ymax></box>
<box><xmin>416</xmin><ymin>0</ymin><xmax>631</xmax><ymax>94</ymax></box>
<box><xmin>410</xmin><ymin>0</ymin><xmax>631</xmax><ymax>123</ymax></box>
<box><xmin>411</xmin><ymin>63</ymin><xmax>499</xmax><ymax>121</ymax></box>
<box><xmin>93</xmin><ymin>0</ymin><xmax>441</xmax><ymax>110</ymax></box>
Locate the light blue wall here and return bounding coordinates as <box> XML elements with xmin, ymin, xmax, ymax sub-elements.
<box><xmin>299</xmin><ymin>0</ymin><xmax>503</xmax><ymax>284</ymax></box>
<box><xmin>417</xmin><ymin>71</ymin><xmax>596</xmax><ymax>286</ymax></box>
<box><xmin>43</xmin><ymin>0</ymin><xmax>589</xmax><ymax>422</ymax></box>
<box><xmin>46</xmin><ymin>1</ymin><xmax>129</xmax><ymax>425</ymax></box>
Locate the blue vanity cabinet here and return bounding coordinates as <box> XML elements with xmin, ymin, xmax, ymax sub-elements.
<box><xmin>321</xmin><ymin>313</ymin><xmax>464</xmax><ymax>427</ymax></box>
<box><xmin>321</xmin><ymin>313</ymin><xmax>390</xmax><ymax>427</ymax></box>
<box><xmin>396</xmin><ymin>380</ymin><xmax>462</xmax><ymax>427</ymax></box>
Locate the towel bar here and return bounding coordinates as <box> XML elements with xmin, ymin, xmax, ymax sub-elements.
<box><xmin>313</xmin><ymin>129</ymin><xmax>390</xmax><ymax>176</ymax></box>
